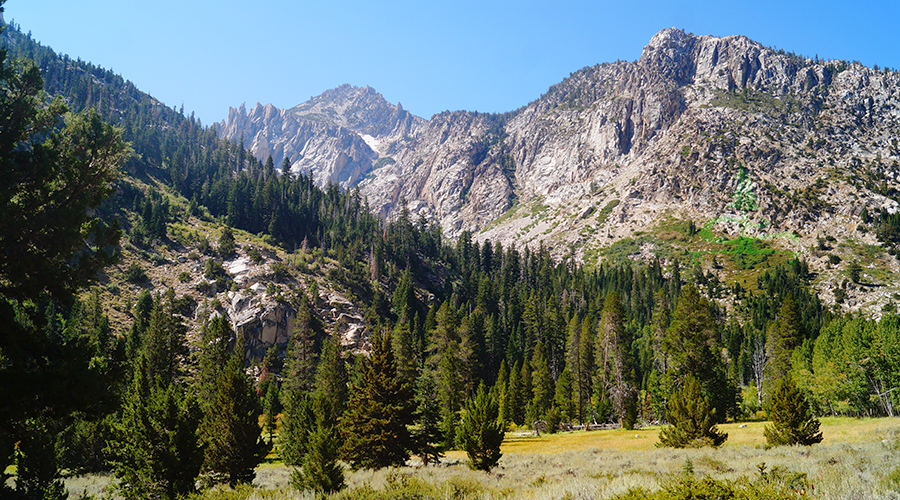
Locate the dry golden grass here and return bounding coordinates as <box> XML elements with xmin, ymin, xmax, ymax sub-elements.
<box><xmin>66</xmin><ymin>417</ymin><xmax>900</xmax><ymax>499</ymax></box>
<box><xmin>500</xmin><ymin>417</ymin><xmax>900</xmax><ymax>455</ymax></box>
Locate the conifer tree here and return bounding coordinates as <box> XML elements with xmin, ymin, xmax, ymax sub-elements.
<box><xmin>496</xmin><ymin>360</ymin><xmax>510</xmax><ymax>424</ymax></box>
<box><xmin>283</xmin><ymin>295</ymin><xmax>318</xmax><ymax>396</ymax></box>
<box><xmin>531</xmin><ymin>341</ymin><xmax>554</xmax><ymax>420</ymax></box>
<box><xmin>554</xmin><ymin>366</ymin><xmax>575</xmax><ymax>423</ymax></box>
<box><xmin>313</xmin><ymin>333</ymin><xmax>348</xmax><ymax>422</ymax></box>
<box><xmin>107</xmin><ymin>355</ymin><xmax>204</xmax><ymax>500</ymax></box>
<box><xmin>460</xmin><ymin>383</ymin><xmax>504</xmax><ymax>472</ymax></box>
<box><xmin>412</xmin><ymin>371</ymin><xmax>445</xmax><ymax>466</ymax></box>
<box><xmin>658</xmin><ymin>375</ymin><xmax>727</xmax><ymax>448</ymax></box>
<box><xmin>393</xmin><ymin>319</ymin><xmax>418</xmax><ymax>386</ymax></box>
<box><xmin>340</xmin><ymin>329</ymin><xmax>414</xmax><ymax>470</ymax></box>
<box><xmin>568</xmin><ymin>316</ymin><xmax>595</xmax><ymax>423</ymax></box>
<box><xmin>142</xmin><ymin>289</ymin><xmax>188</xmax><ymax>387</ymax></box>
<box><xmin>765</xmin><ymin>294</ymin><xmax>802</xmax><ymax>398</ymax></box>
<box><xmin>262</xmin><ymin>380</ymin><xmax>279</xmax><ymax>445</ymax></box>
<box><xmin>429</xmin><ymin>301</ymin><xmax>465</xmax><ymax>420</ymax></box>
<box><xmin>14</xmin><ymin>419</ymin><xmax>66</xmax><ymax>500</ymax></box>
<box><xmin>218</xmin><ymin>226</ymin><xmax>236</xmax><ymax>257</ymax></box>
<box><xmin>291</xmin><ymin>422</ymin><xmax>345</xmax><ymax>496</ymax></box>
<box><xmin>662</xmin><ymin>284</ymin><xmax>733</xmax><ymax>422</ymax></box>
<box><xmin>201</xmin><ymin>335</ymin><xmax>269</xmax><ymax>487</ymax></box>
<box><xmin>597</xmin><ymin>292</ymin><xmax>636</xmax><ymax>428</ymax></box>
<box><xmin>279</xmin><ymin>392</ymin><xmax>316</xmax><ymax>467</ymax></box>
<box><xmin>459</xmin><ymin>312</ymin><xmax>486</xmax><ymax>396</ymax></box>
<box><xmin>519</xmin><ymin>357</ymin><xmax>533</xmax><ymax>423</ymax></box>
<box><xmin>764</xmin><ymin>375</ymin><xmax>823</xmax><ymax>447</ymax></box>
<box><xmin>279</xmin><ymin>306</ymin><xmax>326</xmax><ymax>466</ymax></box>
<box><xmin>507</xmin><ymin>360</ymin><xmax>523</xmax><ymax>425</ymax></box>
<box><xmin>197</xmin><ymin>313</ymin><xmax>232</xmax><ymax>407</ymax></box>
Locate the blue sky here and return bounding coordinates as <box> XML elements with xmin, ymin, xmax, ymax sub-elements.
<box><xmin>7</xmin><ymin>0</ymin><xmax>899</xmax><ymax>126</ymax></box>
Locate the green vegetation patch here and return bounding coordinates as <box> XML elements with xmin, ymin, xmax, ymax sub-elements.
<box><xmin>596</xmin><ymin>199</ymin><xmax>621</xmax><ymax>225</ymax></box>
<box><xmin>373</xmin><ymin>157</ymin><xmax>395</xmax><ymax>169</ymax></box>
<box><xmin>705</xmin><ymin>88</ymin><xmax>799</xmax><ymax>114</ymax></box>
<box><xmin>722</xmin><ymin>236</ymin><xmax>792</xmax><ymax>271</ymax></box>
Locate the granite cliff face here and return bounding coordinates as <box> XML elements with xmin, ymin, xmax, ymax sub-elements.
<box><xmin>218</xmin><ymin>29</ymin><xmax>900</xmax><ymax>311</ymax></box>
<box><xmin>217</xmin><ymin>84</ymin><xmax>424</xmax><ymax>188</ymax></box>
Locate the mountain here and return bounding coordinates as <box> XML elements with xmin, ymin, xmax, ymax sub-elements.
<box><xmin>216</xmin><ymin>85</ymin><xmax>424</xmax><ymax>188</ymax></box>
<box><xmin>218</xmin><ymin>28</ymin><xmax>900</xmax><ymax>313</ymax></box>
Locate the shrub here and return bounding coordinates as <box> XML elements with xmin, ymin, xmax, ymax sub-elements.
<box><xmin>271</xmin><ymin>262</ymin><xmax>289</xmax><ymax>282</ymax></box>
<box><xmin>764</xmin><ymin>375</ymin><xmax>823</xmax><ymax>447</ymax></box>
<box><xmin>123</xmin><ymin>263</ymin><xmax>148</xmax><ymax>283</ymax></box>
<box><xmin>246</xmin><ymin>246</ymin><xmax>263</xmax><ymax>264</ymax></box>
<box><xmin>460</xmin><ymin>383</ymin><xmax>504</xmax><ymax>471</ymax></box>
<box><xmin>658</xmin><ymin>375</ymin><xmax>727</xmax><ymax>448</ymax></box>
<box><xmin>197</xmin><ymin>238</ymin><xmax>212</xmax><ymax>255</ymax></box>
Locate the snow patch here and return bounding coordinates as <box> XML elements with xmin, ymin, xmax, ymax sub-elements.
<box><xmin>361</xmin><ymin>134</ymin><xmax>381</xmax><ymax>154</ymax></box>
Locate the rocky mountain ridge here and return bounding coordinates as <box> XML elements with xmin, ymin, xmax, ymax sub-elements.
<box><xmin>218</xmin><ymin>28</ymin><xmax>900</xmax><ymax>313</ymax></box>
<box><xmin>216</xmin><ymin>84</ymin><xmax>424</xmax><ymax>188</ymax></box>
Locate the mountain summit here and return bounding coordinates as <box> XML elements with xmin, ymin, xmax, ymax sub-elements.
<box><xmin>216</xmin><ymin>84</ymin><xmax>423</xmax><ymax>188</ymax></box>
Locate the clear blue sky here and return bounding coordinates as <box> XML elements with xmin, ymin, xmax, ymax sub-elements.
<box><xmin>7</xmin><ymin>0</ymin><xmax>899</xmax><ymax>126</ymax></box>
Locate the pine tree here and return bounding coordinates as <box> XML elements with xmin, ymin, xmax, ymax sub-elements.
<box><xmin>596</xmin><ymin>292</ymin><xmax>636</xmax><ymax>428</ymax></box>
<box><xmin>765</xmin><ymin>294</ymin><xmax>802</xmax><ymax>398</ymax></box>
<box><xmin>312</xmin><ymin>333</ymin><xmax>348</xmax><ymax>422</ymax></box>
<box><xmin>291</xmin><ymin>423</ymin><xmax>345</xmax><ymax>495</ymax></box>
<box><xmin>554</xmin><ymin>366</ymin><xmax>575</xmax><ymax>423</ymax></box>
<box><xmin>764</xmin><ymin>375</ymin><xmax>823</xmax><ymax>447</ymax></box>
<box><xmin>218</xmin><ymin>226</ymin><xmax>236</xmax><ymax>257</ymax></box>
<box><xmin>107</xmin><ymin>355</ymin><xmax>204</xmax><ymax>500</ymax></box>
<box><xmin>519</xmin><ymin>357</ymin><xmax>533</xmax><ymax>423</ymax></box>
<box><xmin>283</xmin><ymin>296</ymin><xmax>318</xmax><ymax>396</ymax></box>
<box><xmin>142</xmin><ymin>290</ymin><xmax>188</xmax><ymax>387</ymax></box>
<box><xmin>662</xmin><ymin>284</ymin><xmax>733</xmax><ymax>422</ymax></box>
<box><xmin>279</xmin><ymin>392</ymin><xmax>316</xmax><ymax>467</ymax></box>
<box><xmin>14</xmin><ymin>419</ymin><xmax>66</xmax><ymax>500</ymax></box>
<box><xmin>429</xmin><ymin>301</ymin><xmax>465</xmax><ymax>421</ymax></box>
<box><xmin>340</xmin><ymin>329</ymin><xmax>414</xmax><ymax>470</ymax></box>
<box><xmin>572</xmin><ymin>316</ymin><xmax>595</xmax><ymax>424</ymax></box>
<box><xmin>507</xmin><ymin>361</ymin><xmax>523</xmax><ymax>425</ymax></box>
<box><xmin>279</xmin><ymin>308</ymin><xmax>327</xmax><ymax>466</ymax></box>
<box><xmin>531</xmin><ymin>341</ymin><xmax>554</xmax><ymax>420</ymax></box>
<box><xmin>201</xmin><ymin>336</ymin><xmax>269</xmax><ymax>487</ymax></box>
<box><xmin>460</xmin><ymin>383</ymin><xmax>504</xmax><ymax>472</ymax></box>
<box><xmin>658</xmin><ymin>375</ymin><xmax>727</xmax><ymax>448</ymax></box>
<box><xmin>412</xmin><ymin>371</ymin><xmax>445</xmax><ymax>466</ymax></box>
<box><xmin>197</xmin><ymin>313</ymin><xmax>232</xmax><ymax>407</ymax></box>
<box><xmin>495</xmin><ymin>360</ymin><xmax>510</xmax><ymax>424</ymax></box>
<box><xmin>262</xmin><ymin>380</ymin><xmax>279</xmax><ymax>444</ymax></box>
<box><xmin>393</xmin><ymin>320</ymin><xmax>418</xmax><ymax>386</ymax></box>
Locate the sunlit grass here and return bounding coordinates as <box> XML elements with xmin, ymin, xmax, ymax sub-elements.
<box><xmin>63</xmin><ymin>417</ymin><xmax>900</xmax><ymax>499</ymax></box>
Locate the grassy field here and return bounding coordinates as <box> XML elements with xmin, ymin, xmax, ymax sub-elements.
<box><xmin>63</xmin><ymin>417</ymin><xmax>900</xmax><ymax>499</ymax></box>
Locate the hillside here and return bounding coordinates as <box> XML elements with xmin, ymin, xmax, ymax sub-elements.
<box><xmin>219</xmin><ymin>28</ymin><xmax>900</xmax><ymax>315</ymax></box>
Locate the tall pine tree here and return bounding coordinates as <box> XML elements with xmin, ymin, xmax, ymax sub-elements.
<box><xmin>201</xmin><ymin>334</ymin><xmax>269</xmax><ymax>487</ymax></box>
<box><xmin>340</xmin><ymin>329</ymin><xmax>414</xmax><ymax>469</ymax></box>
<box><xmin>107</xmin><ymin>355</ymin><xmax>204</xmax><ymax>500</ymax></box>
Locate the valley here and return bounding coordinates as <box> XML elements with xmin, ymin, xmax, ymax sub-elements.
<box><xmin>3</xmin><ymin>11</ymin><xmax>900</xmax><ymax>500</ymax></box>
